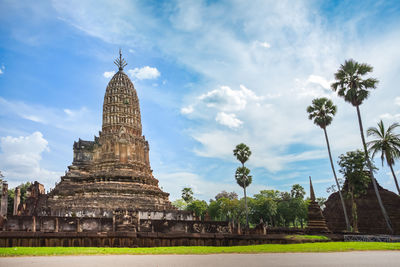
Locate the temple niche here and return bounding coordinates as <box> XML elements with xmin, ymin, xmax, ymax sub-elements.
<box><xmin>38</xmin><ymin>51</ymin><xmax>174</xmax><ymax>217</ymax></box>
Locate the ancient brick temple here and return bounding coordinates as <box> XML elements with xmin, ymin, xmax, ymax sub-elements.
<box><xmin>44</xmin><ymin>51</ymin><xmax>173</xmax><ymax>217</ymax></box>
<box><xmin>0</xmin><ymin>51</ymin><xmax>272</xmax><ymax>247</ymax></box>
<box><xmin>324</xmin><ymin>179</ymin><xmax>400</xmax><ymax>234</ymax></box>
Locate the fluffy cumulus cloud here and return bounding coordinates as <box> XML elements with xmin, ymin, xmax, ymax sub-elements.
<box><xmin>0</xmin><ymin>65</ymin><xmax>4</xmax><ymax>75</ymax></box>
<box><xmin>180</xmin><ymin>105</ymin><xmax>194</xmax><ymax>115</ymax></box>
<box><xmin>103</xmin><ymin>71</ymin><xmax>115</xmax><ymax>78</ymax></box>
<box><xmin>0</xmin><ymin>132</ymin><xmax>62</xmax><ymax>187</ymax></box>
<box><xmin>215</xmin><ymin>112</ymin><xmax>243</xmax><ymax>128</ymax></box>
<box><xmin>307</xmin><ymin>75</ymin><xmax>332</xmax><ymax>90</ymax></box>
<box><xmin>127</xmin><ymin>66</ymin><xmax>160</xmax><ymax>80</ymax></box>
<box><xmin>197</xmin><ymin>85</ymin><xmax>262</xmax><ymax>112</ymax></box>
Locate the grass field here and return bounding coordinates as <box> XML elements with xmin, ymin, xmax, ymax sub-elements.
<box><xmin>0</xmin><ymin>242</ymin><xmax>399</xmax><ymax>256</ymax></box>
<box><xmin>285</xmin><ymin>235</ymin><xmax>330</xmax><ymax>240</ymax></box>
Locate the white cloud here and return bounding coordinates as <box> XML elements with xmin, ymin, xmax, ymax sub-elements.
<box><xmin>127</xmin><ymin>66</ymin><xmax>160</xmax><ymax>80</ymax></box>
<box><xmin>103</xmin><ymin>71</ymin><xmax>115</xmax><ymax>78</ymax></box>
<box><xmin>307</xmin><ymin>75</ymin><xmax>332</xmax><ymax>89</ymax></box>
<box><xmin>256</xmin><ymin>41</ymin><xmax>271</xmax><ymax>48</ymax></box>
<box><xmin>0</xmin><ymin>69</ymin><xmax>3</xmax><ymax>75</ymax></box>
<box><xmin>0</xmin><ymin>132</ymin><xmax>62</xmax><ymax>188</ymax></box>
<box><xmin>379</xmin><ymin>113</ymin><xmax>400</xmax><ymax>120</ymax></box>
<box><xmin>180</xmin><ymin>105</ymin><xmax>194</xmax><ymax>114</ymax></box>
<box><xmin>0</xmin><ymin>65</ymin><xmax>4</xmax><ymax>75</ymax></box>
<box><xmin>0</xmin><ymin>97</ymin><xmax>99</xmax><ymax>135</ymax></box>
<box><xmin>215</xmin><ymin>112</ymin><xmax>243</xmax><ymax>128</ymax></box>
<box><xmin>395</xmin><ymin>97</ymin><xmax>400</xmax><ymax>106</ymax></box>
<box><xmin>128</xmin><ymin>49</ymin><xmax>134</xmax><ymax>54</ymax></box>
<box><xmin>198</xmin><ymin>85</ymin><xmax>262</xmax><ymax>112</ymax></box>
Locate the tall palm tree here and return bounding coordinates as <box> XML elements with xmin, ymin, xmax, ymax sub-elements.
<box><xmin>235</xmin><ymin>166</ymin><xmax>252</xmax><ymax>228</ymax></box>
<box><xmin>233</xmin><ymin>143</ymin><xmax>252</xmax><ymax>228</ymax></box>
<box><xmin>233</xmin><ymin>143</ymin><xmax>252</xmax><ymax>168</ymax></box>
<box><xmin>331</xmin><ymin>59</ymin><xmax>393</xmax><ymax>234</ymax></box>
<box><xmin>367</xmin><ymin>120</ymin><xmax>400</xmax><ymax>195</ymax></box>
<box><xmin>307</xmin><ymin>97</ymin><xmax>351</xmax><ymax>231</ymax></box>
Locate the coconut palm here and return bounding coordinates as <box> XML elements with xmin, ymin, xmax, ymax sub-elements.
<box><xmin>235</xmin><ymin>166</ymin><xmax>252</xmax><ymax>228</ymax></box>
<box><xmin>367</xmin><ymin>120</ymin><xmax>400</xmax><ymax>195</ymax></box>
<box><xmin>331</xmin><ymin>59</ymin><xmax>393</xmax><ymax>234</ymax></box>
<box><xmin>233</xmin><ymin>143</ymin><xmax>252</xmax><ymax>228</ymax></box>
<box><xmin>307</xmin><ymin>97</ymin><xmax>351</xmax><ymax>231</ymax></box>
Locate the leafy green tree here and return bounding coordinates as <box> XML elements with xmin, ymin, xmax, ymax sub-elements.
<box><xmin>233</xmin><ymin>143</ymin><xmax>252</xmax><ymax>228</ymax></box>
<box><xmin>307</xmin><ymin>97</ymin><xmax>350</xmax><ymax>231</ymax></box>
<box><xmin>249</xmin><ymin>190</ymin><xmax>277</xmax><ymax>226</ymax></box>
<box><xmin>207</xmin><ymin>199</ymin><xmax>223</xmax><ymax>220</ymax></box>
<box><xmin>171</xmin><ymin>199</ymin><xmax>187</xmax><ymax>210</ymax></box>
<box><xmin>338</xmin><ymin>150</ymin><xmax>372</xmax><ymax>232</ymax></box>
<box><xmin>290</xmin><ymin>184</ymin><xmax>306</xmax><ymax>199</ymax></box>
<box><xmin>186</xmin><ymin>200</ymin><xmax>208</xmax><ymax>220</ymax></box>
<box><xmin>181</xmin><ymin>187</ymin><xmax>194</xmax><ymax>203</ymax></box>
<box><xmin>276</xmin><ymin>192</ymin><xmax>292</xmax><ymax>227</ymax></box>
<box><xmin>289</xmin><ymin>184</ymin><xmax>308</xmax><ymax>228</ymax></box>
<box><xmin>367</xmin><ymin>120</ymin><xmax>400</xmax><ymax>195</ymax></box>
<box><xmin>235</xmin><ymin>166</ymin><xmax>252</xmax><ymax>228</ymax></box>
<box><xmin>332</xmin><ymin>59</ymin><xmax>393</xmax><ymax>233</ymax></box>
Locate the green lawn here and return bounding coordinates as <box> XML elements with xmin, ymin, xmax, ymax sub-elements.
<box><xmin>0</xmin><ymin>242</ymin><xmax>399</xmax><ymax>256</ymax></box>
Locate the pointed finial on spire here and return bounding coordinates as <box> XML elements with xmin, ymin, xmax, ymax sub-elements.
<box><xmin>114</xmin><ymin>48</ymin><xmax>128</xmax><ymax>71</ymax></box>
<box><xmin>309</xmin><ymin>176</ymin><xmax>316</xmax><ymax>201</ymax></box>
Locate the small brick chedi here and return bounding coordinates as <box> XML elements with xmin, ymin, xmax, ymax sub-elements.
<box><xmin>306</xmin><ymin>177</ymin><xmax>330</xmax><ymax>233</ymax></box>
<box><xmin>46</xmin><ymin>51</ymin><xmax>174</xmax><ymax>217</ymax></box>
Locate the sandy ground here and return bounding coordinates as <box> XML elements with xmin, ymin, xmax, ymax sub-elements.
<box><xmin>1</xmin><ymin>251</ymin><xmax>399</xmax><ymax>267</ymax></box>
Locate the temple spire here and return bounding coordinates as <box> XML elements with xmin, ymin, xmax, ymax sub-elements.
<box><xmin>114</xmin><ymin>49</ymin><xmax>128</xmax><ymax>71</ymax></box>
<box><xmin>309</xmin><ymin>176</ymin><xmax>316</xmax><ymax>201</ymax></box>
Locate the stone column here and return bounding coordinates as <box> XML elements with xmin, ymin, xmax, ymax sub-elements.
<box><xmin>32</xmin><ymin>216</ymin><xmax>36</xmax><ymax>232</ymax></box>
<box><xmin>13</xmin><ymin>187</ymin><xmax>20</xmax><ymax>215</ymax></box>
<box><xmin>0</xmin><ymin>182</ymin><xmax>8</xmax><ymax>217</ymax></box>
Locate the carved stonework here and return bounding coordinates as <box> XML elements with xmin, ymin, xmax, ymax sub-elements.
<box><xmin>114</xmin><ymin>209</ymin><xmax>138</xmax><ymax>232</ymax></box>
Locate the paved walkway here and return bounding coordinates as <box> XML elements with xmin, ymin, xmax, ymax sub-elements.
<box><xmin>1</xmin><ymin>251</ymin><xmax>399</xmax><ymax>267</ymax></box>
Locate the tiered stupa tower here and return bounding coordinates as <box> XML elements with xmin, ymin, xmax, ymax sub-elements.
<box><xmin>305</xmin><ymin>177</ymin><xmax>330</xmax><ymax>233</ymax></box>
<box><xmin>46</xmin><ymin>51</ymin><xmax>173</xmax><ymax>217</ymax></box>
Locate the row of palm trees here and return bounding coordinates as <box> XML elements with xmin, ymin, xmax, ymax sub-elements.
<box><xmin>307</xmin><ymin>59</ymin><xmax>400</xmax><ymax>234</ymax></box>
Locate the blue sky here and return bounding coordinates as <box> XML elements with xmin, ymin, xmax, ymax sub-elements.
<box><xmin>1</xmin><ymin>0</ymin><xmax>400</xmax><ymax>201</ymax></box>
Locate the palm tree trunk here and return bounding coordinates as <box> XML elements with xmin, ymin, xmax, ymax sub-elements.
<box><xmin>323</xmin><ymin>127</ymin><xmax>351</xmax><ymax>232</ymax></box>
<box><xmin>388</xmin><ymin>163</ymin><xmax>400</xmax><ymax>195</ymax></box>
<box><xmin>244</xmin><ymin>187</ymin><xmax>249</xmax><ymax>230</ymax></box>
<box><xmin>356</xmin><ymin>105</ymin><xmax>393</xmax><ymax>234</ymax></box>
